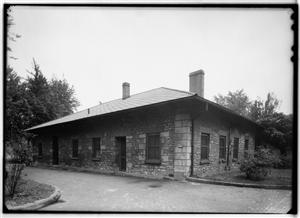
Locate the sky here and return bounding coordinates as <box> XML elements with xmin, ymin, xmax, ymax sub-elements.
<box><xmin>8</xmin><ymin>6</ymin><xmax>294</xmax><ymax>114</ymax></box>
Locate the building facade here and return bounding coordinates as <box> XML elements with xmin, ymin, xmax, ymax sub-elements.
<box><xmin>28</xmin><ymin>70</ymin><xmax>258</xmax><ymax>179</ymax></box>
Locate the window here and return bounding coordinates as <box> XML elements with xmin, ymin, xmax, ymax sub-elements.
<box><xmin>244</xmin><ymin>139</ymin><xmax>249</xmax><ymax>150</ymax></box>
<box><xmin>146</xmin><ymin>133</ymin><xmax>160</xmax><ymax>163</ymax></box>
<box><xmin>201</xmin><ymin>133</ymin><xmax>210</xmax><ymax>160</ymax></box>
<box><xmin>219</xmin><ymin>136</ymin><xmax>226</xmax><ymax>159</ymax></box>
<box><xmin>92</xmin><ymin>137</ymin><xmax>101</xmax><ymax>158</ymax></box>
<box><xmin>244</xmin><ymin>138</ymin><xmax>249</xmax><ymax>158</ymax></box>
<box><xmin>38</xmin><ymin>143</ymin><xmax>42</xmax><ymax>156</ymax></box>
<box><xmin>72</xmin><ymin>139</ymin><xmax>79</xmax><ymax>158</ymax></box>
<box><xmin>233</xmin><ymin>137</ymin><xmax>239</xmax><ymax>159</ymax></box>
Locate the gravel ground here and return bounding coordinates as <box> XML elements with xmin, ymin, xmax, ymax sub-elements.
<box><xmin>23</xmin><ymin>167</ymin><xmax>292</xmax><ymax>213</ymax></box>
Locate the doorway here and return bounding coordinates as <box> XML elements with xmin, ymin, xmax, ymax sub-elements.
<box><xmin>116</xmin><ymin>136</ymin><xmax>126</xmax><ymax>171</ymax></box>
<box><xmin>52</xmin><ymin>136</ymin><xmax>59</xmax><ymax>165</ymax></box>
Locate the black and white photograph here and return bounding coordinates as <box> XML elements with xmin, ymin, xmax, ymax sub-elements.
<box><xmin>3</xmin><ymin>2</ymin><xmax>297</xmax><ymax>214</ymax></box>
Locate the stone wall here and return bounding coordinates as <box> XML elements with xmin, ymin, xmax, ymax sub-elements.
<box><xmin>192</xmin><ymin>112</ymin><xmax>256</xmax><ymax>177</ymax></box>
<box><xmin>33</xmin><ymin>106</ymin><xmax>176</xmax><ymax>178</ymax></box>
<box><xmin>126</xmin><ymin>131</ymin><xmax>174</xmax><ymax>177</ymax></box>
<box><xmin>32</xmin><ymin>103</ymin><xmax>257</xmax><ymax>179</ymax></box>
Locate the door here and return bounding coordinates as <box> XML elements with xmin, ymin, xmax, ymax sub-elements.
<box><xmin>116</xmin><ymin>137</ymin><xmax>126</xmax><ymax>171</ymax></box>
<box><xmin>52</xmin><ymin>136</ymin><xmax>59</xmax><ymax>165</ymax></box>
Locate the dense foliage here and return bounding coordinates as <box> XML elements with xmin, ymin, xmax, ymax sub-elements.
<box><xmin>6</xmin><ymin>67</ymin><xmax>31</xmax><ymax>141</ymax></box>
<box><xmin>6</xmin><ymin>60</ymin><xmax>80</xmax><ymax>143</ymax></box>
<box><xmin>6</xmin><ymin>61</ymin><xmax>80</xmax><ymax>166</ymax></box>
<box><xmin>7</xmin><ymin>7</ymin><xmax>21</xmax><ymax>59</ymax></box>
<box><xmin>214</xmin><ymin>90</ymin><xmax>293</xmax><ymax>155</ymax></box>
<box><xmin>214</xmin><ymin>89</ymin><xmax>251</xmax><ymax>117</ymax></box>
<box><xmin>240</xmin><ymin>148</ymin><xmax>279</xmax><ymax>180</ymax></box>
<box><xmin>5</xmin><ymin>139</ymin><xmax>33</xmax><ymax>165</ymax></box>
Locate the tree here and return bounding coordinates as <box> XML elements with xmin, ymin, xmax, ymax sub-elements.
<box><xmin>214</xmin><ymin>90</ymin><xmax>292</xmax><ymax>154</ymax></box>
<box><xmin>49</xmin><ymin>78</ymin><xmax>80</xmax><ymax>118</ymax></box>
<box><xmin>248</xmin><ymin>93</ymin><xmax>292</xmax><ymax>153</ymax></box>
<box><xmin>5</xmin><ymin>67</ymin><xmax>33</xmax><ymax>179</ymax></box>
<box><xmin>26</xmin><ymin>59</ymin><xmax>54</xmax><ymax>127</ymax></box>
<box><xmin>249</xmin><ymin>99</ymin><xmax>264</xmax><ymax>122</ymax></box>
<box><xmin>6</xmin><ymin>66</ymin><xmax>31</xmax><ymax>142</ymax></box>
<box><xmin>7</xmin><ymin>7</ymin><xmax>21</xmax><ymax>59</ymax></box>
<box><xmin>249</xmin><ymin>92</ymin><xmax>280</xmax><ymax>122</ymax></box>
<box><xmin>25</xmin><ymin>59</ymin><xmax>80</xmax><ymax>127</ymax></box>
<box><xmin>263</xmin><ymin>93</ymin><xmax>280</xmax><ymax>118</ymax></box>
<box><xmin>259</xmin><ymin>113</ymin><xmax>293</xmax><ymax>154</ymax></box>
<box><xmin>214</xmin><ymin>89</ymin><xmax>251</xmax><ymax>117</ymax></box>
<box><xmin>6</xmin><ymin>59</ymin><xmax>80</xmax><ymax>142</ymax></box>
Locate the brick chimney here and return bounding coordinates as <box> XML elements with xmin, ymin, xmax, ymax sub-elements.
<box><xmin>189</xmin><ymin>69</ymin><xmax>204</xmax><ymax>98</ymax></box>
<box><xmin>122</xmin><ymin>82</ymin><xmax>130</xmax><ymax>99</ymax></box>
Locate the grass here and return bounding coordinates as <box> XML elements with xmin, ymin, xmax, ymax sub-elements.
<box><xmin>200</xmin><ymin>168</ymin><xmax>292</xmax><ymax>186</ymax></box>
<box><xmin>5</xmin><ymin>178</ymin><xmax>55</xmax><ymax>207</ymax></box>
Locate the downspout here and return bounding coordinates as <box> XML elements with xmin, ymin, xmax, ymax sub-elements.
<box><xmin>190</xmin><ymin>118</ymin><xmax>194</xmax><ymax>177</ymax></box>
<box><xmin>226</xmin><ymin>127</ymin><xmax>231</xmax><ymax>170</ymax></box>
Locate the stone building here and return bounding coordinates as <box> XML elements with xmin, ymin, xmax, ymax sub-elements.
<box><xmin>27</xmin><ymin>70</ymin><xmax>259</xmax><ymax>179</ymax></box>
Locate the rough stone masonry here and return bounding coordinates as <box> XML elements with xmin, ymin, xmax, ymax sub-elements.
<box><xmin>30</xmin><ymin>70</ymin><xmax>257</xmax><ymax>179</ymax></box>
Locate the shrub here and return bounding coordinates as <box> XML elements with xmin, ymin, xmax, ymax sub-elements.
<box><xmin>240</xmin><ymin>148</ymin><xmax>278</xmax><ymax>180</ymax></box>
<box><xmin>273</xmin><ymin>154</ymin><xmax>292</xmax><ymax>169</ymax></box>
<box><xmin>5</xmin><ymin>163</ymin><xmax>25</xmax><ymax>196</ymax></box>
<box><xmin>5</xmin><ymin>138</ymin><xmax>32</xmax><ymax>197</ymax></box>
<box><xmin>5</xmin><ymin>138</ymin><xmax>33</xmax><ymax>165</ymax></box>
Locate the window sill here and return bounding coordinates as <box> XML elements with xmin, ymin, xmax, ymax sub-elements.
<box><xmin>145</xmin><ymin>160</ymin><xmax>161</xmax><ymax>165</ymax></box>
<box><xmin>200</xmin><ymin>160</ymin><xmax>210</xmax><ymax>165</ymax></box>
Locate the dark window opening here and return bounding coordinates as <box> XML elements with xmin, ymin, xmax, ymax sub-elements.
<box><xmin>244</xmin><ymin>138</ymin><xmax>249</xmax><ymax>158</ymax></box>
<box><xmin>219</xmin><ymin>135</ymin><xmax>226</xmax><ymax>159</ymax></box>
<box><xmin>38</xmin><ymin>143</ymin><xmax>43</xmax><ymax>156</ymax></box>
<box><xmin>72</xmin><ymin>139</ymin><xmax>79</xmax><ymax>158</ymax></box>
<box><xmin>146</xmin><ymin>133</ymin><xmax>160</xmax><ymax>164</ymax></box>
<box><xmin>201</xmin><ymin>133</ymin><xmax>210</xmax><ymax>160</ymax></box>
<box><xmin>92</xmin><ymin>137</ymin><xmax>101</xmax><ymax>158</ymax></box>
<box><xmin>233</xmin><ymin>137</ymin><xmax>239</xmax><ymax>159</ymax></box>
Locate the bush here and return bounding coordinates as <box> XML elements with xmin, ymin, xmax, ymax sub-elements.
<box><xmin>273</xmin><ymin>154</ymin><xmax>292</xmax><ymax>169</ymax></box>
<box><xmin>240</xmin><ymin>148</ymin><xmax>278</xmax><ymax>180</ymax></box>
<box><xmin>5</xmin><ymin>163</ymin><xmax>25</xmax><ymax>196</ymax></box>
<box><xmin>5</xmin><ymin>138</ymin><xmax>32</xmax><ymax>197</ymax></box>
<box><xmin>5</xmin><ymin>138</ymin><xmax>33</xmax><ymax>165</ymax></box>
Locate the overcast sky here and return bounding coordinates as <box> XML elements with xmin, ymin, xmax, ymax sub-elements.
<box><xmin>8</xmin><ymin>6</ymin><xmax>293</xmax><ymax>114</ymax></box>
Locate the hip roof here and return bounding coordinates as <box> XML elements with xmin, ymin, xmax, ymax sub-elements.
<box><xmin>26</xmin><ymin>87</ymin><xmax>258</xmax><ymax>131</ymax></box>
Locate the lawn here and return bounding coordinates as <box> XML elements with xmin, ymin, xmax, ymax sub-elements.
<box><xmin>200</xmin><ymin>168</ymin><xmax>292</xmax><ymax>186</ymax></box>
<box><xmin>5</xmin><ymin>178</ymin><xmax>55</xmax><ymax>208</ymax></box>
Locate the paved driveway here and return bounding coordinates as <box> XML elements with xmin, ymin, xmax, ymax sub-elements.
<box><xmin>22</xmin><ymin>167</ymin><xmax>292</xmax><ymax>213</ymax></box>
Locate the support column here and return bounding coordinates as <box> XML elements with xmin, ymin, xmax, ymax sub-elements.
<box><xmin>174</xmin><ymin>113</ymin><xmax>192</xmax><ymax>179</ymax></box>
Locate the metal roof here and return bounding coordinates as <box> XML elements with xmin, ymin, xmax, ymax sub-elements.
<box><xmin>26</xmin><ymin>86</ymin><xmax>259</xmax><ymax>132</ymax></box>
<box><xmin>26</xmin><ymin>87</ymin><xmax>194</xmax><ymax>131</ymax></box>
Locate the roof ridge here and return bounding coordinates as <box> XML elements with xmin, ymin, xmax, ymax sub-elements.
<box><xmin>71</xmin><ymin>87</ymin><xmax>164</xmax><ymax>112</ymax></box>
<box><xmin>161</xmin><ymin>87</ymin><xmax>195</xmax><ymax>96</ymax></box>
<box><xmin>89</xmin><ymin>87</ymin><xmax>165</xmax><ymax>108</ymax></box>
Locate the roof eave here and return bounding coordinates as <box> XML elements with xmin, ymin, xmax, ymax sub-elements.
<box><xmin>25</xmin><ymin>95</ymin><xmax>196</xmax><ymax>132</ymax></box>
<box><xmin>25</xmin><ymin>93</ymin><xmax>261</xmax><ymax>133</ymax></box>
<box><xmin>192</xmin><ymin>95</ymin><xmax>261</xmax><ymax>128</ymax></box>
